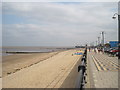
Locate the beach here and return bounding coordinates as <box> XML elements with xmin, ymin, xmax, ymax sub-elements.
<box><xmin>3</xmin><ymin>49</ymin><xmax>83</xmax><ymax>88</ymax></box>
<box><xmin>2</xmin><ymin>51</ymin><xmax>59</xmax><ymax>77</ymax></box>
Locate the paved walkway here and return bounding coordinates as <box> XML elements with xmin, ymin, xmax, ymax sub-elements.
<box><xmin>86</xmin><ymin>50</ymin><xmax>119</xmax><ymax>88</ymax></box>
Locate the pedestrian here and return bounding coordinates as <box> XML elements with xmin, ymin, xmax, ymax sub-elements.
<box><xmin>89</xmin><ymin>47</ymin><xmax>90</xmax><ymax>52</ymax></box>
<box><xmin>102</xmin><ymin>48</ymin><xmax>104</xmax><ymax>54</ymax></box>
<box><xmin>98</xmin><ymin>48</ymin><xmax>100</xmax><ymax>53</ymax></box>
<box><xmin>94</xmin><ymin>48</ymin><xmax>96</xmax><ymax>53</ymax></box>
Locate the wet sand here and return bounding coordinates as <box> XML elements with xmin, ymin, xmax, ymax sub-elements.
<box><xmin>3</xmin><ymin>49</ymin><xmax>83</xmax><ymax>88</ymax></box>
<box><xmin>2</xmin><ymin>52</ymin><xmax>59</xmax><ymax>77</ymax></box>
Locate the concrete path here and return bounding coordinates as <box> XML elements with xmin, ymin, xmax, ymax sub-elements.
<box><xmin>86</xmin><ymin>50</ymin><xmax>119</xmax><ymax>88</ymax></box>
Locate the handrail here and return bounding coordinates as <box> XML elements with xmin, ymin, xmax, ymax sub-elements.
<box><xmin>76</xmin><ymin>48</ymin><xmax>87</xmax><ymax>89</ymax></box>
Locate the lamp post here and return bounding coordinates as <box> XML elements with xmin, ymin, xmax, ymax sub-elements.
<box><xmin>112</xmin><ymin>13</ymin><xmax>120</xmax><ymax>59</ymax></box>
<box><xmin>98</xmin><ymin>37</ymin><xmax>100</xmax><ymax>46</ymax></box>
<box><xmin>96</xmin><ymin>41</ymin><xmax>97</xmax><ymax>46</ymax></box>
<box><xmin>101</xmin><ymin>31</ymin><xmax>105</xmax><ymax>47</ymax></box>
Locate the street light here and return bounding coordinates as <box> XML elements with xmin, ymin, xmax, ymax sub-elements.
<box><xmin>98</xmin><ymin>37</ymin><xmax>100</xmax><ymax>46</ymax></box>
<box><xmin>112</xmin><ymin>13</ymin><xmax>120</xmax><ymax>59</ymax></box>
<box><xmin>112</xmin><ymin>13</ymin><xmax>118</xmax><ymax>19</ymax></box>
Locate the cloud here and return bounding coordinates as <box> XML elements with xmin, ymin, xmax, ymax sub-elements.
<box><xmin>2</xmin><ymin>2</ymin><xmax>118</xmax><ymax>46</ymax></box>
<box><xmin>2</xmin><ymin>0</ymin><xmax>120</xmax><ymax>2</ymax></box>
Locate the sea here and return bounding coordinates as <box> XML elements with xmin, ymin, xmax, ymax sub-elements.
<box><xmin>1</xmin><ymin>46</ymin><xmax>74</xmax><ymax>56</ymax></box>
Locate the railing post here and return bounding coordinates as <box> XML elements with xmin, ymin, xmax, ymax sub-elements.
<box><xmin>76</xmin><ymin>48</ymin><xmax>87</xmax><ymax>89</ymax></box>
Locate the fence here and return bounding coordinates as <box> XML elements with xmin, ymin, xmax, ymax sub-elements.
<box><xmin>76</xmin><ymin>48</ymin><xmax>87</xmax><ymax>90</ymax></box>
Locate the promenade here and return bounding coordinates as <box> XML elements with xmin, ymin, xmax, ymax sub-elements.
<box><xmin>2</xmin><ymin>48</ymin><xmax>119</xmax><ymax>89</ymax></box>
<box><xmin>86</xmin><ymin>49</ymin><xmax>119</xmax><ymax>88</ymax></box>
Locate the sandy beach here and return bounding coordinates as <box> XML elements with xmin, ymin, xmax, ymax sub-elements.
<box><xmin>3</xmin><ymin>49</ymin><xmax>84</xmax><ymax>88</ymax></box>
<box><xmin>2</xmin><ymin>51</ymin><xmax>59</xmax><ymax>77</ymax></box>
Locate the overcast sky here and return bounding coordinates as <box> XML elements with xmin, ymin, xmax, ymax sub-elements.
<box><xmin>2</xmin><ymin>2</ymin><xmax>118</xmax><ymax>46</ymax></box>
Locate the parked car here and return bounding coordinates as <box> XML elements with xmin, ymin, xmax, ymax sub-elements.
<box><xmin>116</xmin><ymin>52</ymin><xmax>118</xmax><ymax>56</ymax></box>
<box><xmin>104</xmin><ymin>48</ymin><xmax>111</xmax><ymax>54</ymax></box>
<box><xmin>109</xmin><ymin>48</ymin><xmax>120</xmax><ymax>56</ymax></box>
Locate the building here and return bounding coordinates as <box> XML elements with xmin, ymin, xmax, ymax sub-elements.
<box><xmin>109</xmin><ymin>41</ymin><xmax>118</xmax><ymax>48</ymax></box>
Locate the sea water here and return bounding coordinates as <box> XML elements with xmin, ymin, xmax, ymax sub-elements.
<box><xmin>1</xmin><ymin>46</ymin><xmax>71</xmax><ymax>56</ymax></box>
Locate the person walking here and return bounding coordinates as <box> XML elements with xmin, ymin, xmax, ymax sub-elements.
<box><xmin>94</xmin><ymin>48</ymin><xmax>96</xmax><ymax>53</ymax></box>
<box><xmin>102</xmin><ymin>48</ymin><xmax>104</xmax><ymax>54</ymax></box>
<box><xmin>89</xmin><ymin>47</ymin><xmax>90</xmax><ymax>52</ymax></box>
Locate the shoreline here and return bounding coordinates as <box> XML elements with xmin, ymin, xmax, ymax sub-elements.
<box><xmin>2</xmin><ymin>47</ymin><xmax>73</xmax><ymax>56</ymax></box>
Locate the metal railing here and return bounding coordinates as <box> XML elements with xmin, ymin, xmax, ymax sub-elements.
<box><xmin>76</xmin><ymin>48</ymin><xmax>87</xmax><ymax>90</ymax></box>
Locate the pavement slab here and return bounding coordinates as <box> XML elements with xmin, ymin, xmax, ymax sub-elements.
<box><xmin>86</xmin><ymin>50</ymin><xmax>119</xmax><ymax>88</ymax></box>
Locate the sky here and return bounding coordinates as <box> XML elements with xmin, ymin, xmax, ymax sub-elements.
<box><xmin>2</xmin><ymin>0</ymin><xmax>120</xmax><ymax>2</ymax></box>
<box><xmin>2</xmin><ymin>2</ymin><xmax>118</xmax><ymax>47</ymax></box>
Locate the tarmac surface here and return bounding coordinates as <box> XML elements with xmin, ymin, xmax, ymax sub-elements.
<box><xmin>86</xmin><ymin>49</ymin><xmax>119</xmax><ymax>88</ymax></box>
